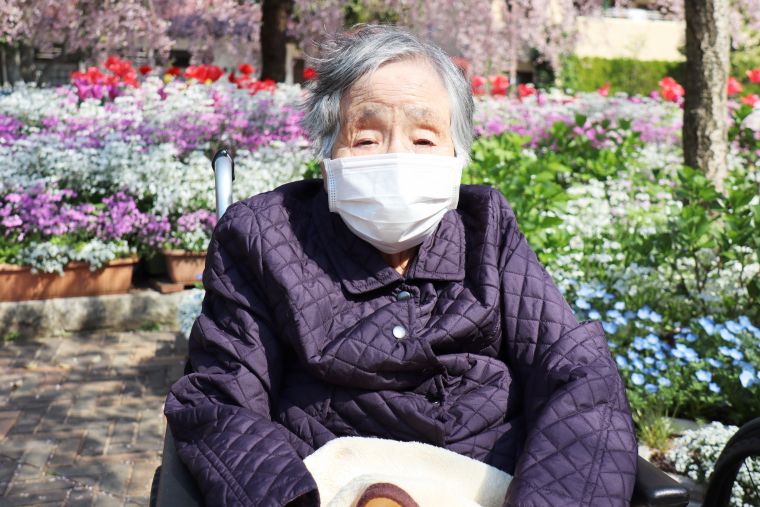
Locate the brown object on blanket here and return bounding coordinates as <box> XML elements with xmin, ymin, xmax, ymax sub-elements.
<box><xmin>356</xmin><ymin>483</ymin><xmax>420</xmax><ymax>507</ymax></box>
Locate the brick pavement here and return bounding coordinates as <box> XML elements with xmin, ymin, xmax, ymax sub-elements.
<box><xmin>0</xmin><ymin>331</ymin><xmax>187</xmax><ymax>506</ymax></box>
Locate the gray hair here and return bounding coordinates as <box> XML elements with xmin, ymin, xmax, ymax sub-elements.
<box><xmin>301</xmin><ymin>25</ymin><xmax>474</xmax><ymax>161</ymax></box>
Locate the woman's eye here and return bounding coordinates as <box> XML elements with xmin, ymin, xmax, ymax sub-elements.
<box><xmin>414</xmin><ymin>139</ymin><xmax>434</xmax><ymax>146</ymax></box>
<box><xmin>355</xmin><ymin>139</ymin><xmax>375</xmax><ymax>146</ymax></box>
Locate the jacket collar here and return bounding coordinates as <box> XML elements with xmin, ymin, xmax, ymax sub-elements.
<box><xmin>312</xmin><ymin>188</ymin><xmax>465</xmax><ymax>295</ymax></box>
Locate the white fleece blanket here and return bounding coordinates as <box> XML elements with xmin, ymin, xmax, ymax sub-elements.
<box><xmin>303</xmin><ymin>437</ymin><xmax>512</xmax><ymax>507</ymax></box>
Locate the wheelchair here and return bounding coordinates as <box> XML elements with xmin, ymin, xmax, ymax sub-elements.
<box><xmin>148</xmin><ymin>150</ymin><xmax>753</xmax><ymax>506</ymax></box>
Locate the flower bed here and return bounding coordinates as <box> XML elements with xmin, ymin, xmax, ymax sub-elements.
<box><xmin>666</xmin><ymin>422</ymin><xmax>759</xmax><ymax>507</ymax></box>
<box><xmin>2</xmin><ymin>60</ymin><xmax>760</xmax><ymax>428</ymax></box>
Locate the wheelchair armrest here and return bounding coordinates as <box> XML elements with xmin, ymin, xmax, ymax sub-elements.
<box><xmin>155</xmin><ymin>426</ymin><xmax>203</xmax><ymax>507</ymax></box>
<box><xmin>631</xmin><ymin>455</ymin><xmax>689</xmax><ymax>507</ymax></box>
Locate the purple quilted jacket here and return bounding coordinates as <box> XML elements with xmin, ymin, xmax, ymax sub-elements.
<box><xmin>165</xmin><ymin>181</ymin><xmax>637</xmax><ymax>506</ymax></box>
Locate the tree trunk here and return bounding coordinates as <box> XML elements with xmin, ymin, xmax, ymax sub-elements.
<box><xmin>260</xmin><ymin>0</ymin><xmax>294</xmax><ymax>82</ymax></box>
<box><xmin>506</xmin><ymin>1</ymin><xmax>518</xmax><ymax>88</ymax></box>
<box><xmin>683</xmin><ymin>0</ymin><xmax>730</xmax><ymax>192</ymax></box>
<box><xmin>4</xmin><ymin>45</ymin><xmax>23</xmax><ymax>85</ymax></box>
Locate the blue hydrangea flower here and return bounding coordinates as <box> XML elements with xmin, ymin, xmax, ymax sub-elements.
<box><xmin>616</xmin><ymin>355</ymin><xmax>628</xmax><ymax>369</ymax></box>
<box><xmin>695</xmin><ymin>370</ymin><xmax>712</xmax><ymax>383</ymax></box>
<box><xmin>575</xmin><ymin>298</ymin><xmax>591</xmax><ymax>310</ymax></box>
<box><xmin>706</xmin><ymin>358</ymin><xmax>722</xmax><ymax>368</ymax></box>
<box><xmin>657</xmin><ymin>377</ymin><xmax>671</xmax><ymax>387</ymax></box>
<box><xmin>739</xmin><ymin>369</ymin><xmax>755</xmax><ymax>388</ymax></box>
<box><xmin>644</xmin><ymin>383</ymin><xmax>658</xmax><ymax>393</ymax></box>
<box><xmin>631</xmin><ymin>373</ymin><xmax>645</xmax><ymax>386</ymax></box>
<box><xmin>685</xmin><ymin>333</ymin><xmax>697</xmax><ymax>343</ymax></box>
<box><xmin>697</xmin><ymin>316</ymin><xmax>716</xmax><ymax>335</ymax></box>
<box><xmin>718</xmin><ymin>346</ymin><xmax>744</xmax><ymax>361</ymax></box>
<box><xmin>737</xmin><ymin>316</ymin><xmax>760</xmax><ymax>337</ymax></box>
<box><xmin>708</xmin><ymin>382</ymin><xmax>721</xmax><ymax>393</ymax></box>
<box><xmin>602</xmin><ymin>321</ymin><xmax>618</xmax><ymax>334</ymax></box>
<box><xmin>606</xmin><ymin>309</ymin><xmax>627</xmax><ymax>326</ymax></box>
<box><xmin>614</xmin><ymin>301</ymin><xmax>625</xmax><ymax>311</ymax></box>
<box><xmin>637</xmin><ymin>307</ymin><xmax>653</xmax><ymax>321</ymax></box>
<box><xmin>673</xmin><ymin>344</ymin><xmax>699</xmax><ymax>362</ymax></box>
<box><xmin>719</xmin><ymin>328</ymin><xmax>739</xmax><ymax>344</ymax></box>
<box><xmin>726</xmin><ymin>320</ymin><xmax>743</xmax><ymax>335</ymax></box>
<box><xmin>589</xmin><ymin>309</ymin><xmax>601</xmax><ymax>320</ymax></box>
<box><xmin>644</xmin><ymin>357</ymin><xmax>655</xmax><ymax>365</ymax></box>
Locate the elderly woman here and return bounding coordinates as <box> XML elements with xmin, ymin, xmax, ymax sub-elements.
<box><xmin>165</xmin><ymin>26</ymin><xmax>637</xmax><ymax>506</ymax></box>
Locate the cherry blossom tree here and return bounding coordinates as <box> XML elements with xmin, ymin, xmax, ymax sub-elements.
<box><xmin>0</xmin><ymin>0</ymin><xmax>261</xmax><ymax>84</ymax></box>
<box><xmin>153</xmin><ymin>0</ymin><xmax>261</xmax><ymax>64</ymax></box>
<box><xmin>290</xmin><ymin>0</ymin><xmax>586</xmax><ymax>78</ymax></box>
<box><xmin>1</xmin><ymin>0</ymin><xmax>172</xmax><ymax>83</ymax></box>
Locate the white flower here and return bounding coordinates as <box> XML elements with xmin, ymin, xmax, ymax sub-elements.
<box><xmin>742</xmin><ymin>108</ymin><xmax>760</xmax><ymax>131</ymax></box>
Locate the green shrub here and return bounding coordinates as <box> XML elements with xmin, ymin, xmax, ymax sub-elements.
<box><xmin>559</xmin><ymin>56</ymin><xmax>686</xmax><ymax>96</ymax></box>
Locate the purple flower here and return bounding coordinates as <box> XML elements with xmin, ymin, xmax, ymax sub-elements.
<box><xmin>0</xmin><ymin>114</ymin><xmax>24</xmax><ymax>144</ymax></box>
<box><xmin>2</xmin><ymin>215</ymin><xmax>22</xmax><ymax>228</ymax></box>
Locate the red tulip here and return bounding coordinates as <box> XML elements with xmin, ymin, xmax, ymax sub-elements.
<box><xmin>103</xmin><ymin>55</ymin><xmax>134</xmax><ymax>79</ymax></box>
<box><xmin>471</xmin><ymin>75</ymin><xmax>485</xmax><ymax>96</ymax></box>
<box><xmin>138</xmin><ymin>65</ymin><xmax>152</xmax><ymax>75</ymax></box>
<box><xmin>166</xmin><ymin>66</ymin><xmax>181</xmax><ymax>77</ymax></box>
<box><xmin>741</xmin><ymin>94</ymin><xmax>760</xmax><ymax>107</ymax></box>
<box><xmin>746</xmin><ymin>69</ymin><xmax>760</xmax><ymax>84</ymax></box>
<box><xmin>228</xmin><ymin>71</ymin><xmax>237</xmax><ymax>83</ymax></box>
<box><xmin>235</xmin><ymin>74</ymin><xmax>251</xmax><ymax>89</ymax></box>
<box><xmin>122</xmin><ymin>70</ymin><xmax>139</xmax><ymax>87</ymax></box>
<box><xmin>598</xmin><ymin>82</ymin><xmax>610</xmax><ymax>97</ymax></box>
<box><xmin>248</xmin><ymin>79</ymin><xmax>277</xmax><ymax>94</ymax></box>
<box><xmin>238</xmin><ymin>63</ymin><xmax>254</xmax><ymax>75</ymax></box>
<box><xmin>659</xmin><ymin>77</ymin><xmax>684</xmax><ymax>102</ymax></box>
<box><xmin>489</xmin><ymin>74</ymin><xmax>509</xmax><ymax>96</ymax></box>
<box><xmin>727</xmin><ymin>76</ymin><xmax>743</xmax><ymax>96</ymax></box>
<box><xmin>206</xmin><ymin>65</ymin><xmax>224</xmax><ymax>82</ymax></box>
<box><xmin>303</xmin><ymin>67</ymin><xmax>317</xmax><ymax>80</ymax></box>
<box><xmin>518</xmin><ymin>83</ymin><xmax>536</xmax><ymax>99</ymax></box>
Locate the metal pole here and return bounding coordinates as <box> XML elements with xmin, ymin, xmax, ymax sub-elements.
<box><xmin>211</xmin><ymin>148</ymin><xmax>235</xmax><ymax>220</ymax></box>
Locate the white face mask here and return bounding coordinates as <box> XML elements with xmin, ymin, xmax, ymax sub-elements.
<box><xmin>323</xmin><ymin>153</ymin><xmax>465</xmax><ymax>254</ymax></box>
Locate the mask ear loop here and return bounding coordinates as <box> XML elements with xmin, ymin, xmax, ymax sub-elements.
<box><xmin>323</xmin><ymin>159</ymin><xmax>338</xmax><ymax>212</ymax></box>
<box><xmin>450</xmin><ymin>157</ymin><xmax>465</xmax><ymax>210</ymax></box>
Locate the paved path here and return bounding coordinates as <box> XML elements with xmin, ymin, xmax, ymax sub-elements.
<box><xmin>0</xmin><ymin>331</ymin><xmax>187</xmax><ymax>506</ymax></box>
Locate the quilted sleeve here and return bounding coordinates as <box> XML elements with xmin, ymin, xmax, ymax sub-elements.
<box><xmin>164</xmin><ymin>202</ymin><xmax>319</xmax><ymax>507</ymax></box>
<box><xmin>495</xmin><ymin>193</ymin><xmax>637</xmax><ymax>506</ymax></box>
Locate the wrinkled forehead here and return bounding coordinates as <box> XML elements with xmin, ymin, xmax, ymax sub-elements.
<box><xmin>338</xmin><ymin>57</ymin><xmax>451</xmax><ymax>126</ymax></box>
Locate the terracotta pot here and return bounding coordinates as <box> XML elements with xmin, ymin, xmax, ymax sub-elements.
<box><xmin>0</xmin><ymin>257</ymin><xmax>138</xmax><ymax>302</ymax></box>
<box><xmin>162</xmin><ymin>250</ymin><xmax>206</xmax><ymax>285</ymax></box>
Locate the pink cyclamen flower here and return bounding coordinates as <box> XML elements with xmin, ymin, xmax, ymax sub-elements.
<box><xmin>741</xmin><ymin>94</ymin><xmax>760</xmax><ymax>107</ymax></box>
<box><xmin>659</xmin><ymin>77</ymin><xmax>684</xmax><ymax>102</ymax></box>
<box><xmin>727</xmin><ymin>77</ymin><xmax>743</xmax><ymax>96</ymax></box>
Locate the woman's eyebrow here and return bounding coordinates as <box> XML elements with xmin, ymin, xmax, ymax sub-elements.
<box><xmin>403</xmin><ymin>105</ymin><xmax>445</xmax><ymax>125</ymax></box>
<box><xmin>352</xmin><ymin>105</ymin><xmax>387</xmax><ymax>123</ymax></box>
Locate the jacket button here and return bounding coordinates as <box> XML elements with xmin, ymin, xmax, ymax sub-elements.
<box><xmin>392</xmin><ymin>325</ymin><xmax>407</xmax><ymax>339</ymax></box>
<box><xmin>396</xmin><ymin>290</ymin><xmax>411</xmax><ymax>302</ymax></box>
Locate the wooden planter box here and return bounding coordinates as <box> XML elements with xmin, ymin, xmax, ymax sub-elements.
<box><xmin>162</xmin><ymin>250</ymin><xmax>206</xmax><ymax>285</ymax></box>
<box><xmin>0</xmin><ymin>257</ymin><xmax>138</xmax><ymax>302</ymax></box>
